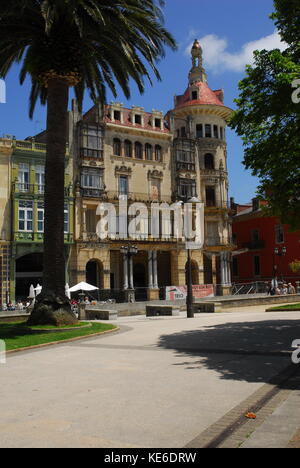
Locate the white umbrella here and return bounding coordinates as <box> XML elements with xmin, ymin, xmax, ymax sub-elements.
<box><xmin>68</xmin><ymin>281</ymin><xmax>99</xmax><ymax>292</ymax></box>
<box><xmin>65</xmin><ymin>283</ymin><xmax>71</xmax><ymax>299</ymax></box>
<box><xmin>28</xmin><ymin>284</ymin><xmax>35</xmax><ymax>299</ymax></box>
<box><xmin>34</xmin><ymin>284</ymin><xmax>42</xmax><ymax>296</ymax></box>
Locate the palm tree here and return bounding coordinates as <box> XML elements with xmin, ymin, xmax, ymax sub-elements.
<box><xmin>0</xmin><ymin>0</ymin><xmax>176</xmax><ymax>325</ymax></box>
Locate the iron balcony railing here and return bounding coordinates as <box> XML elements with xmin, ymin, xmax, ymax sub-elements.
<box><xmin>80</xmin><ymin>148</ymin><xmax>104</xmax><ymax>159</ymax></box>
<box><xmin>13</xmin><ymin>183</ymin><xmax>73</xmax><ymax>197</ymax></box>
<box><xmin>205</xmin><ymin>236</ymin><xmax>234</xmax><ymax>247</ymax></box>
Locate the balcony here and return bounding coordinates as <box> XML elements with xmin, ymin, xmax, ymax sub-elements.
<box><xmin>80</xmin><ymin>148</ymin><xmax>104</xmax><ymax>160</ymax></box>
<box><xmin>13</xmin><ymin>139</ymin><xmax>69</xmax><ymax>155</ymax></box>
<box><xmin>176</xmin><ymin>162</ymin><xmax>196</xmax><ymax>172</ymax></box>
<box><xmin>106</xmin><ymin>191</ymin><xmax>172</xmax><ymax>203</ymax></box>
<box><xmin>13</xmin><ymin>232</ymin><xmax>74</xmax><ymax>243</ymax></box>
<box><xmin>205</xmin><ymin>200</ymin><xmax>229</xmax><ymax>210</ymax></box>
<box><xmin>205</xmin><ymin>236</ymin><xmax>233</xmax><ymax>247</ymax></box>
<box><xmin>13</xmin><ymin>183</ymin><xmax>72</xmax><ymax>197</ymax></box>
<box><xmin>81</xmin><ymin>187</ymin><xmax>106</xmax><ymax>198</ymax></box>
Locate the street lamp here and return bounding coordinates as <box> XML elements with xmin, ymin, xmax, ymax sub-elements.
<box><xmin>274</xmin><ymin>246</ymin><xmax>287</xmax><ymax>283</ymax></box>
<box><xmin>186</xmin><ymin>196</ymin><xmax>201</xmax><ymax>319</ymax></box>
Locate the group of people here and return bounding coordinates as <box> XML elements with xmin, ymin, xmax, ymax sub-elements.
<box><xmin>1</xmin><ymin>299</ymin><xmax>32</xmax><ymax>311</ymax></box>
<box><xmin>267</xmin><ymin>281</ymin><xmax>296</xmax><ymax>296</ymax></box>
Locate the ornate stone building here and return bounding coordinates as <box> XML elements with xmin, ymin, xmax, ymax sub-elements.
<box><xmin>69</xmin><ymin>40</ymin><xmax>234</xmax><ymax>300</ymax></box>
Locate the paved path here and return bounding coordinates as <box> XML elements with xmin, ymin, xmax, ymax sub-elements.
<box><xmin>0</xmin><ymin>308</ymin><xmax>300</xmax><ymax>448</ymax></box>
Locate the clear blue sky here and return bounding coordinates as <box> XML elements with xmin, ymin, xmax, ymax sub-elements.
<box><xmin>0</xmin><ymin>0</ymin><xmax>280</xmax><ymax>204</ymax></box>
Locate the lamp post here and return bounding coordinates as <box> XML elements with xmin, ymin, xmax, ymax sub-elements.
<box><xmin>185</xmin><ymin>196</ymin><xmax>202</xmax><ymax>319</ymax></box>
<box><xmin>274</xmin><ymin>246</ymin><xmax>287</xmax><ymax>283</ymax></box>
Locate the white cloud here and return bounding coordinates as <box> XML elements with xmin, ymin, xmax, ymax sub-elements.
<box><xmin>185</xmin><ymin>30</ymin><xmax>287</xmax><ymax>73</ymax></box>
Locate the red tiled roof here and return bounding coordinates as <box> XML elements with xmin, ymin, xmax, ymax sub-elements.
<box><xmin>175</xmin><ymin>81</ymin><xmax>224</xmax><ymax>109</ymax></box>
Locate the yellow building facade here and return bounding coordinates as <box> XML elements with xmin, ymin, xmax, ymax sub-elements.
<box><xmin>69</xmin><ymin>40</ymin><xmax>234</xmax><ymax>301</ymax></box>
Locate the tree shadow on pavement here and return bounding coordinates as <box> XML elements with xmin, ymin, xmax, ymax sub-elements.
<box><xmin>157</xmin><ymin>319</ymin><xmax>300</xmax><ymax>384</ymax></box>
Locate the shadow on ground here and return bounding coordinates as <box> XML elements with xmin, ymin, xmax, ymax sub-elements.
<box><xmin>157</xmin><ymin>319</ymin><xmax>300</xmax><ymax>383</ymax></box>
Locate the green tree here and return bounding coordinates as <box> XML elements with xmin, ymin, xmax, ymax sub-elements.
<box><xmin>0</xmin><ymin>0</ymin><xmax>176</xmax><ymax>325</ymax></box>
<box><xmin>229</xmin><ymin>0</ymin><xmax>300</xmax><ymax>230</ymax></box>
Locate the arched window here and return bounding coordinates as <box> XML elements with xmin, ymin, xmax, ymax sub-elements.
<box><xmin>145</xmin><ymin>143</ymin><xmax>153</xmax><ymax>161</ymax></box>
<box><xmin>155</xmin><ymin>145</ymin><xmax>162</xmax><ymax>162</ymax></box>
<box><xmin>204</xmin><ymin>153</ymin><xmax>214</xmax><ymax>170</ymax></box>
<box><xmin>135</xmin><ymin>142</ymin><xmax>143</xmax><ymax>159</ymax></box>
<box><xmin>113</xmin><ymin>138</ymin><xmax>121</xmax><ymax>156</ymax></box>
<box><xmin>124</xmin><ymin>140</ymin><xmax>132</xmax><ymax>158</ymax></box>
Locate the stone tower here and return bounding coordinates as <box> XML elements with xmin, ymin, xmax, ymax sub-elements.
<box><xmin>169</xmin><ymin>39</ymin><xmax>234</xmax><ymax>293</ymax></box>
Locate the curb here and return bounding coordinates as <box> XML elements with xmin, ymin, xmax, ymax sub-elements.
<box><xmin>6</xmin><ymin>325</ymin><xmax>120</xmax><ymax>355</ymax></box>
<box><xmin>185</xmin><ymin>364</ymin><xmax>300</xmax><ymax>448</ymax></box>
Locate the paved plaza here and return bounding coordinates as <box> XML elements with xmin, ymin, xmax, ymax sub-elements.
<box><xmin>1</xmin><ymin>306</ymin><xmax>300</xmax><ymax>448</ymax></box>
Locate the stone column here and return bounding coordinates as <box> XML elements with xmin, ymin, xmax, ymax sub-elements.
<box><xmin>220</xmin><ymin>252</ymin><xmax>232</xmax><ymax>296</ymax></box>
<box><xmin>153</xmin><ymin>250</ymin><xmax>158</xmax><ymax>289</ymax></box>
<box><xmin>123</xmin><ymin>253</ymin><xmax>129</xmax><ymax>290</ymax></box>
<box><xmin>147</xmin><ymin>251</ymin><xmax>160</xmax><ymax>301</ymax></box>
<box><xmin>82</xmin><ymin>205</ymin><xmax>87</xmax><ymax>240</ymax></box>
<box><xmin>129</xmin><ymin>254</ymin><xmax>134</xmax><ymax>289</ymax></box>
<box><xmin>148</xmin><ymin>251</ymin><xmax>153</xmax><ymax>288</ymax></box>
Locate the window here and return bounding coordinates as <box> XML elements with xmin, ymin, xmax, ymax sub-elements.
<box><xmin>204</xmin><ymin>153</ymin><xmax>214</xmax><ymax>170</ymax></box>
<box><xmin>205</xmin><ymin>124</ymin><xmax>212</xmax><ymax>138</ymax></box>
<box><xmin>81</xmin><ymin>124</ymin><xmax>104</xmax><ymax>158</ymax></box>
<box><xmin>251</xmin><ymin>229</ymin><xmax>260</xmax><ymax>243</ymax></box>
<box><xmin>18</xmin><ymin>163</ymin><xmax>30</xmax><ymax>192</ymax></box>
<box><xmin>155</xmin><ymin>145</ymin><xmax>162</xmax><ymax>162</ymax></box>
<box><xmin>191</xmin><ymin>91</ymin><xmax>198</xmax><ymax>100</ymax></box>
<box><xmin>275</xmin><ymin>224</ymin><xmax>284</xmax><ymax>243</ymax></box>
<box><xmin>134</xmin><ymin>114</ymin><xmax>142</xmax><ymax>125</ymax></box>
<box><xmin>213</xmin><ymin>125</ymin><xmax>219</xmax><ymax>139</ymax></box>
<box><xmin>114</xmin><ymin>110</ymin><xmax>121</xmax><ymax>121</ymax></box>
<box><xmin>232</xmin><ymin>257</ymin><xmax>238</xmax><ymax>277</ymax></box>
<box><xmin>205</xmin><ymin>186</ymin><xmax>216</xmax><ymax>206</ymax></box>
<box><xmin>135</xmin><ymin>142</ymin><xmax>143</xmax><ymax>159</ymax></box>
<box><xmin>18</xmin><ymin>201</ymin><xmax>33</xmax><ymax>232</ymax></box>
<box><xmin>119</xmin><ymin>176</ymin><xmax>128</xmax><ymax>195</ymax></box>
<box><xmin>124</xmin><ymin>140</ymin><xmax>132</xmax><ymax>158</ymax></box>
<box><xmin>253</xmin><ymin>255</ymin><xmax>261</xmax><ymax>276</ymax></box>
<box><xmin>113</xmin><ymin>138</ymin><xmax>121</xmax><ymax>156</ymax></box>
<box><xmin>178</xmin><ymin>179</ymin><xmax>196</xmax><ymax>199</ymax></box>
<box><xmin>35</xmin><ymin>165</ymin><xmax>45</xmax><ymax>193</ymax></box>
<box><xmin>154</xmin><ymin>118</ymin><xmax>161</xmax><ymax>129</ymax></box>
<box><xmin>180</xmin><ymin>127</ymin><xmax>186</xmax><ymax>138</ymax></box>
<box><xmin>64</xmin><ymin>205</ymin><xmax>69</xmax><ymax>233</ymax></box>
<box><xmin>196</xmin><ymin>124</ymin><xmax>203</xmax><ymax>138</ymax></box>
<box><xmin>37</xmin><ymin>202</ymin><xmax>44</xmax><ymax>232</ymax></box>
<box><xmin>145</xmin><ymin>143</ymin><xmax>153</xmax><ymax>161</ymax></box>
<box><xmin>81</xmin><ymin>169</ymin><xmax>104</xmax><ymax>190</ymax></box>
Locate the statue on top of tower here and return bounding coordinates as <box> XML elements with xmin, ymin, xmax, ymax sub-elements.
<box><xmin>189</xmin><ymin>39</ymin><xmax>207</xmax><ymax>85</ymax></box>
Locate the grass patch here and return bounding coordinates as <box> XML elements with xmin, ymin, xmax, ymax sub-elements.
<box><xmin>28</xmin><ymin>322</ymin><xmax>88</xmax><ymax>330</ymax></box>
<box><xmin>0</xmin><ymin>321</ymin><xmax>117</xmax><ymax>351</ymax></box>
<box><xmin>266</xmin><ymin>303</ymin><xmax>300</xmax><ymax>311</ymax></box>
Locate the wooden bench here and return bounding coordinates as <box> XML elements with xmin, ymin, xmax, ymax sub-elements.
<box><xmin>146</xmin><ymin>305</ymin><xmax>180</xmax><ymax>317</ymax></box>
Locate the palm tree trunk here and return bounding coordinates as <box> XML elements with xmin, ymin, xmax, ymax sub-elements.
<box><xmin>28</xmin><ymin>78</ymin><xmax>77</xmax><ymax>326</ymax></box>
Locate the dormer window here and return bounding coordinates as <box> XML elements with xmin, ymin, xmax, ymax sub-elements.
<box><xmin>135</xmin><ymin>114</ymin><xmax>142</xmax><ymax>125</ymax></box>
<box><xmin>154</xmin><ymin>118</ymin><xmax>161</xmax><ymax>129</ymax></box>
<box><xmin>114</xmin><ymin>110</ymin><xmax>121</xmax><ymax>121</ymax></box>
<box><xmin>191</xmin><ymin>90</ymin><xmax>198</xmax><ymax>100</ymax></box>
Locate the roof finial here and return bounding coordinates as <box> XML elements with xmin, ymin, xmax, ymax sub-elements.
<box><xmin>189</xmin><ymin>39</ymin><xmax>207</xmax><ymax>84</ymax></box>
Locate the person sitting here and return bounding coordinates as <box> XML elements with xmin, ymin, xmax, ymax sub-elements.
<box><xmin>288</xmin><ymin>283</ymin><xmax>296</xmax><ymax>294</ymax></box>
<box><xmin>84</xmin><ymin>296</ymin><xmax>90</xmax><ymax>304</ymax></box>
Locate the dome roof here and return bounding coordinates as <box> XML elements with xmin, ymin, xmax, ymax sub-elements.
<box><xmin>175</xmin><ymin>81</ymin><xmax>224</xmax><ymax>109</ymax></box>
